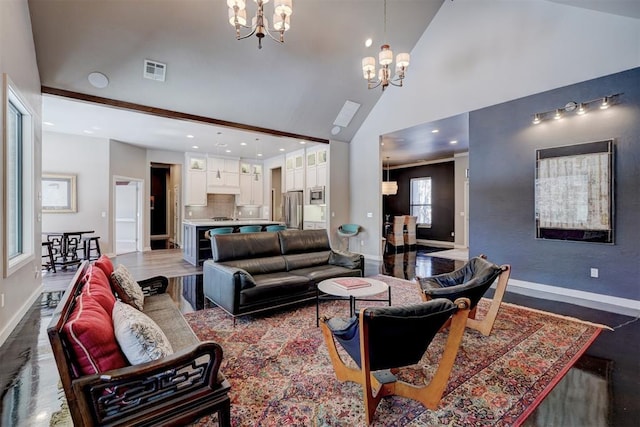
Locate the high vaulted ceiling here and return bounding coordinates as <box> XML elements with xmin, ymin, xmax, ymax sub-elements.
<box><xmin>28</xmin><ymin>0</ymin><xmax>640</xmax><ymax>164</ymax></box>
<box><xmin>29</xmin><ymin>0</ymin><xmax>443</xmax><ymax>148</ymax></box>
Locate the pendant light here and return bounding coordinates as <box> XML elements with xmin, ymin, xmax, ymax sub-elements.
<box><xmin>382</xmin><ymin>157</ymin><xmax>397</xmax><ymax>195</ymax></box>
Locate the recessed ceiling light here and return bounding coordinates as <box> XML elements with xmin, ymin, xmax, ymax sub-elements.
<box><xmin>88</xmin><ymin>72</ymin><xmax>109</xmax><ymax>88</ymax></box>
<box><xmin>240</xmin><ymin>142</ymin><xmax>247</xmax><ymax>146</ymax></box>
<box><xmin>450</xmin><ymin>140</ymin><xmax>458</xmax><ymax>144</ymax></box>
<box><xmin>331</xmin><ymin>125</ymin><xmax>341</xmax><ymax>135</ymax></box>
<box><xmin>225</xmin><ymin>149</ymin><xmax>231</xmax><ymax>153</ymax></box>
<box><xmin>299</xmin><ymin>140</ymin><xmax>306</xmax><ymax>145</ymax></box>
<box><xmin>83</xmin><ymin>130</ymin><xmax>94</xmax><ymax>134</ymax></box>
<box><xmin>365</xmin><ymin>38</ymin><xmax>373</xmax><ymax>47</ymax></box>
<box><xmin>43</xmin><ymin>121</ymin><xmax>54</xmax><ymax>126</ymax></box>
<box><xmin>257</xmin><ymin>153</ymin><xmax>263</xmax><ymax>157</ymax></box>
<box><xmin>431</xmin><ymin>129</ymin><xmax>439</xmax><ymax>133</ymax></box>
<box><xmin>186</xmin><ymin>134</ymin><xmax>194</xmax><ymax>139</ymax></box>
<box><xmin>279</xmin><ymin>148</ymin><xmax>285</xmax><ymax>152</ymax></box>
<box><xmin>192</xmin><ymin>145</ymin><xmax>199</xmax><ymax>149</ymax></box>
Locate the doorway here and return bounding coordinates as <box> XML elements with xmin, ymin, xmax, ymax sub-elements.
<box><xmin>150</xmin><ymin>163</ymin><xmax>182</xmax><ymax>249</ymax></box>
<box><xmin>114</xmin><ymin>177</ymin><xmax>143</xmax><ymax>255</ymax></box>
<box><xmin>271</xmin><ymin>167</ymin><xmax>282</xmax><ymax>221</ymax></box>
<box><xmin>150</xmin><ymin>164</ymin><xmax>169</xmax><ymax>249</ymax></box>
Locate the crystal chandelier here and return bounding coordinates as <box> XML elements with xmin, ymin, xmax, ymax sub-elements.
<box><xmin>227</xmin><ymin>0</ymin><xmax>293</xmax><ymax>49</ymax></box>
<box><xmin>362</xmin><ymin>0</ymin><xmax>410</xmax><ymax>91</ymax></box>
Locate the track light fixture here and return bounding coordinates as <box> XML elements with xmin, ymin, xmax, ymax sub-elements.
<box><xmin>532</xmin><ymin>93</ymin><xmax>621</xmax><ymax>125</ymax></box>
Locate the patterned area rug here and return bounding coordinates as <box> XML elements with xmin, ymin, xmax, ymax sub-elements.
<box><xmin>185</xmin><ymin>275</ymin><xmax>605</xmax><ymax>427</ymax></box>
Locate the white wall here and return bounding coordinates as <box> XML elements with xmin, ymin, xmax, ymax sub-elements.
<box><xmin>350</xmin><ymin>0</ymin><xmax>640</xmax><ymax>259</ymax></box>
<box><xmin>42</xmin><ymin>132</ymin><xmax>110</xmax><ymax>251</ymax></box>
<box><xmin>328</xmin><ymin>140</ymin><xmax>350</xmax><ymax>250</ymax></box>
<box><xmin>0</xmin><ymin>0</ymin><xmax>43</xmax><ymax>345</ymax></box>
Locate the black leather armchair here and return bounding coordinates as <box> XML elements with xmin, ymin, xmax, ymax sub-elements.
<box><xmin>320</xmin><ymin>298</ymin><xmax>471</xmax><ymax>425</ymax></box>
<box><xmin>416</xmin><ymin>255</ymin><xmax>510</xmax><ymax>336</ymax></box>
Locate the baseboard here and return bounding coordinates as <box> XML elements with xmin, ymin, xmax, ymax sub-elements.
<box><xmin>0</xmin><ymin>285</ymin><xmax>43</xmax><ymax>347</ymax></box>
<box><xmin>416</xmin><ymin>239</ymin><xmax>455</xmax><ymax>248</ymax></box>
<box><xmin>505</xmin><ymin>279</ymin><xmax>640</xmax><ymax>317</ymax></box>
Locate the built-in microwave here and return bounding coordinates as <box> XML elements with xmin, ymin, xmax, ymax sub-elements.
<box><xmin>309</xmin><ymin>186</ymin><xmax>325</xmax><ymax>205</ymax></box>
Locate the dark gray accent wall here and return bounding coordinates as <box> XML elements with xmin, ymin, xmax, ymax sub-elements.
<box><xmin>470</xmin><ymin>67</ymin><xmax>640</xmax><ymax>300</ymax></box>
<box><xmin>383</xmin><ymin>161</ymin><xmax>455</xmax><ymax>242</ymax></box>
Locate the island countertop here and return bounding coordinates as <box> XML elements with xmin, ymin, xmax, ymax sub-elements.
<box><xmin>182</xmin><ymin>219</ymin><xmax>285</xmax><ymax>227</ymax></box>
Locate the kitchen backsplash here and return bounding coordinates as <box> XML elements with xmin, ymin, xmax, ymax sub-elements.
<box><xmin>185</xmin><ymin>194</ymin><xmax>262</xmax><ymax>219</ymax></box>
<box><xmin>186</xmin><ymin>194</ymin><xmax>235</xmax><ymax>219</ymax></box>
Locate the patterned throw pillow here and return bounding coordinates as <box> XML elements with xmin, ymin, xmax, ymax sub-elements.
<box><xmin>112</xmin><ymin>301</ymin><xmax>173</xmax><ymax>365</ymax></box>
<box><xmin>111</xmin><ymin>264</ymin><xmax>144</xmax><ymax>310</ymax></box>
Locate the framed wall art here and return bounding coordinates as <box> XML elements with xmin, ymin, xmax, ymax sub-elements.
<box><xmin>535</xmin><ymin>140</ymin><xmax>614</xmax><ymax>243</ymax></box>
<box><xmin>42</xmin><ymin>173</ymin><xmax>77</xmax><ymax>213</ymax></box>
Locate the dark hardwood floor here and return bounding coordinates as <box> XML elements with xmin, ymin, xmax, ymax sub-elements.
<box><xmin>1</xmin><ymin>248</ymin><xmax>638</xmax><ymax>426</ymax></box>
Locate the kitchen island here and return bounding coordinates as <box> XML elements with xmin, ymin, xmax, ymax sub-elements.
<box><xmin>182</xmin><ymin>219</ymin><xmax>285</xmax><ymax>266</ymax></box>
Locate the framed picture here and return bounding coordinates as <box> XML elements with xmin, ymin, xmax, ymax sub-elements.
<box><xmin>42</xmin><ymin>173</ymin><xmax>77</xmax><ymax>213</ymax></box>
<box><xmin>535</xmin><ymin>140</ymin><xmax>614</xmax><ymax>243</ymax></box>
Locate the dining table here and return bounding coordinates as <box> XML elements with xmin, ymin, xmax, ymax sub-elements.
<box><xmin>42</xmin><ymin>230</ymin><xmax>95</xmax><ymax>269</ymax></box>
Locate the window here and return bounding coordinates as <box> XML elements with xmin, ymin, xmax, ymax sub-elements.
<box><xmin>410</xmin><ymin>177</ymin><xmax>432</xmax><ymax>227</ymax></box>
<box><xmin>7</xmin><ymin>101</ymin><xmax>23</xmax><ymax>258</ymax></box>
<box><xmin>4</xmin><ymin>74</ymin><xmax>34</xmax><ymax>277</ymax></box>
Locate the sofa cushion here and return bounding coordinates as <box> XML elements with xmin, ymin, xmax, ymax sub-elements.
<box><xmin>112</xmin><ymin>301</ymin><xmax>174</xmax><ymax>365</ymax></box>
<box><xmin>94</xmin><ymin>254</ymin><xmax>115</xmax><ymax>279</ymax></box>
<box><xmin>278</xmin><ymin>229</ymin><xmax>331</xmax><ymax>254</ymax></box>
<box><xmin>289</xmin><ymin>265</ymin><xmax>363</xmax><ymax>283</ymax></box>
<box><xmin>240</xmin><ymin>273</ymin><xmax>312</xmax><ymax>306</ymax></box>
<box><xmin>211</xmin><ymin>232</ymin><xmax>281</xmax><ymax>262</ymax></box>
<box><xmin>63</xmin><ymin>292</ymin><xmax>128</xmax><ymax>376</ymax></box>
<box><xmin>111</xmin><ymin>264</ymin><xmax>144</xmax><ymax>310</ymax></box>
<box><xmin>144</xmin><ymin>294</ymin><xmax>200</xmax><ymax>351</ymax></box>
<box><xmin>222</xmin><ymin>255</ymin><xmax>287</xmax><ymax>276</ymax></box>
<box><xmin>283</xmin><ymin>251</ymin><xmax>331</xmax><ymax>271</ymax></box>
<box><xmin>82</xmin><ymin>265</ymin><xmax>117</xmax><ymax>313</ymax></box>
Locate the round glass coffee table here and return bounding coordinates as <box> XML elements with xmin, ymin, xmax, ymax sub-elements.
<box><xmin>316</xmin><ymin>277</ymin><xmax>391</xmax><ymax>326</ymax></box>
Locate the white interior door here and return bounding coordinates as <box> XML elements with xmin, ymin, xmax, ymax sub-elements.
<box><xmin>115</xmin><ymin>179</ymin><xmax>141</xmax><ymax>254</ymax></box>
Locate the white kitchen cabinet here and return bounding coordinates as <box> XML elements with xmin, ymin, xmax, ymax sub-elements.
<box><xmin>185</xmin><ymin>154</ymin><xmax>207</xmax><ymax>206</ymax></box>
<box><xmin>303</xmin><ymin>221</ymin><xmax>326</xmax><ymax>230</ymax></box>
<box><xmin>238</xmin><ymin>162</ymin><xmax>263</xmax><ymax>205</ymax></box>
<box><xmin>285</xmin><ymin>150</ymin><xmax>305</xmax><ymax>191</ymax></box>
<box><xmin>206</xmin><ymin>157</ymin><xmax>239</xmax><ymax>192</ymax></box>
<box><xmin>305</xmin><ymin>146</ymin><xmax>328</xmax><ymax>190</ymax></box>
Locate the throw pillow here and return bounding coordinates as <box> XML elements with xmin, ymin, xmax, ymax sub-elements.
<box><xmin>82</xmin><ymin>265</ymin><xmax>117</xmax><ymax>313</ymax></box>
<box><xmin>112</xmin><ymin>301</ymin><xmax>173</xmax><ymax>365</ymax></box>
<box><xmin>63</xmin><ymin>292</ymin><xmax>128</xmax><ymax>376</ymax></box>
<box><xmin>94</xmin><ymin>254</ymin><xmax>115</xmax><ymax>279</ymax></box>
<box><xmin>111</xmin><ymin>264</ymin><xmax>144</xmax><ymax>310</ymax></box>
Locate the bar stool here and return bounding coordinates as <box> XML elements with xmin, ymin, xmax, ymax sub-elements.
<box><xmin>265</xmin><ymin>224</ymin><xmax>286</xmax><ymax>232</ymax></box>
<box><xmin>42</xmin><ymin>241</ymin><xmax>57</xmax><ymax>273</ymax></box>
<box><xmin>239</xmin><ymin>225</ymin><xmax>263</xmax><ymax>233</ymax></box>
<box><xmin>205</xmin><ymin>227</ymin><xmax>234</xmax><ymax>239</ymax></box>
<box><xmin>82</xmin><ymin>236</ymin><xmax>102</xmax><ymax>261</ymax></box>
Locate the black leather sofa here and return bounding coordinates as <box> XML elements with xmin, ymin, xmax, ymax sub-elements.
<box><xmin>203</xmin><ymin>229</ymin><xmax>364</xmax><ymax>320</ymax></box>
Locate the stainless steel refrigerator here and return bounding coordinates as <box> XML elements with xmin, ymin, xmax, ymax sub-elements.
<box><xmin>283</xmin><ymin>191</ymin><xmax>303</xmax><ymax>229</ymax></box>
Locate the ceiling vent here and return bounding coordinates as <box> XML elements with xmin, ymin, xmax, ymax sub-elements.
<box><xmin>143</xmin><ymin>59</ymin><xmax>166</xmax><ymax>82</ymax></box>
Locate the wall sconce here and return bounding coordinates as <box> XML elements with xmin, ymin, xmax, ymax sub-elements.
<box><xmin>532</xmin><ymin>93</ymin><xmax>621</xmax><ymax>125</ymax></box>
